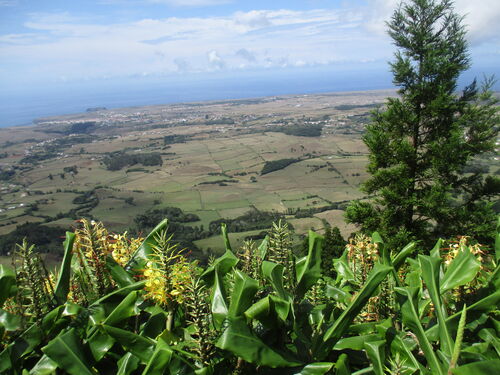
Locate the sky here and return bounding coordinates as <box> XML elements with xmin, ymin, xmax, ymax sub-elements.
<box><xmin>0</xmin><ymin>0</ymin><xmax>499</xmax><ymax>125</ymax></box>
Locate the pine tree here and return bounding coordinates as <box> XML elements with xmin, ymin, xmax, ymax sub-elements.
<box><xmin>346</xmin><ymin>0</ymin><xmax>499</xmax><ymax>248</ymax></box>
<box><xmin>323</xmin><ymin>226</ymin><xmax>346</xmax><ymax>278</ymax></box>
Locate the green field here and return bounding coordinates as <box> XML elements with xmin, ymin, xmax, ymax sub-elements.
<box><xmin>0</xmin><ymin>90</ymin><xmax>424</xmax><ymax>253</ymax></box>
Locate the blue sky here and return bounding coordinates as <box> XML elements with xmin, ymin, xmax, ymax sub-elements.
<box><xmin>0</xmin><ymin>0</ymin><xmax>499</xmax><ymax>92</ymax></box>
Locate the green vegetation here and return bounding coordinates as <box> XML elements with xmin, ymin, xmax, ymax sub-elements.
<box><xmin>103</xmin><ymin>151</ymin><xmax>163</xmax><ymax>171</ymax></box>
<box><xmin>0</xmin><ymin>222</ymin><xmax>66</xmax><ymax>255</ymax></box>
<box><xmin>208</xmin><ymin>209</ymin><xmax>284</xmax><ymax>234</ymax></box>
<box><xmin>163</xmin><ymin>134</ymin><xmax>189</xmax><ymax>145</ymax></box>
<box><xmin>346</xmin><ymin>0</ymin><xmax>499</xmax><ymax>248</ymax></box>
<box><xmin>271</xmin><ymin>123</ymin><xmax>324</xmax><ymax>137</ymax></box>
<box><xmin>0</xmin><ymin>216</ymin><xmax>497</xmax><ymax>374</ymax></box>
<box><xmin>334</xmin><ymin>103</ymin><xmax>380</xmax><ymax>111</ymax></box>
<box><xmin>261</xmin><ymin>158</ymin><xmax>301</xmax><ymax>175</ymax></box>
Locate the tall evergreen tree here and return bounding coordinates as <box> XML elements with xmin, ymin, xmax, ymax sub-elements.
<box><xmin>346</xmin><ymin>0</ymin><xmax>499</xmax><ymax>248</ymax></box>
<box><xmin>322</xmin><ymin>226</ymin><xmax>346</xmax><ymax>278</ymax></box>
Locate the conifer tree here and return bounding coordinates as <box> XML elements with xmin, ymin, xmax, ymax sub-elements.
<box><xmin>346</xmin><ymin>0</ymin><xmax>499</xmax><ymax>248</ymax></box>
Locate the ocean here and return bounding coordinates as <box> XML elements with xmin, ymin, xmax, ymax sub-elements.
<box><xmin>0</xmin><ymin>64</ymin><xmax>492</xmax><ymax>128</ymax></box>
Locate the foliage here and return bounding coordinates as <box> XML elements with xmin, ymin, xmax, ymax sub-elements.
<box><xmin>208</xmin><ymin>209</ymin><xmax>286</xmax><ymax>234</ymax></box>
<box><xmin>270</xmin><ymin>124</ymin><xmax>324</xmax><ymax>137</ymax></box>
<box><xmin>261</xmin><ymin>158</ymin><xmax>301</xmax><ymax>175</ymax></box>
<box><xmin>0</xmin><ymin>222</ymin><xmax>66</xmax><ymax>256</ymax></box>
<box><xmin>103</xmin><ymin>151</ymin><xmax>163</xmax><ymax>171</ymax></box>
<box><xmin>346</xmin><ymin>0</ymin><xmax>500</xmax><ymax>248</ymax></box>
<box><xmin>0</xmin><ymin>215</ymin><xmax>497</xmax><ymax>374</ymax></box>
<box><xmin>163</xmin><ymin>134</ymin><xmax>189</xmax><ymax>145</ymax></box>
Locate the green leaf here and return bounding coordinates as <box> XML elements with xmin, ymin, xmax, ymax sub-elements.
<box><xmin>102</xmin><ymin>325</ymin><xmax>155</xmax><ymax>363</ymax></box>
<box><xmin>88</xmin><ymin>328</ymin><xmax>115</xmax><ymax>361</ymax></box>
<box><xmin>333</xmin><ymin>335</ymin><xmax>382</xmax><ymax>351</ymax></box>
<box><xmin>333</xmin><ymin>251</ymin><xmax>355</xmax><ymax>283</ymax></box>
<box><xmin>431</xmin><ymin>238</ymin><xmax>444</xmax><ymax>259</ymax></box>
<box><xmin>441</xmin><ymin>246</ymin><xmax>481</xmax><ymax>293</ymax></box>
<box><xmin>426</xmin><ymin>290</ymin><xmax>500</xmax><ymax>341</ymax></box>
<box><xmin>296</xmin><ymin>230</ymin><xmax>323</xmax><ymax>298</ymax></box>
<box><xmin>244</xmin><ymin>295</ymin><xmax>290</xmax><ymax>325</ymax></box>
<box><xmin>11</xmin><ymin>323</ymin><xmax>43</xmax><ymax>359</ymax></box>
<box><xmin>228</xmin><ymin>270</ymin><xmax>258</xmax><ymax>318</ymax></box>
<box><xmin>29</xmin><ymin>354</ymin><xmax>58</xmax><ymax>375</ymax></box>
<box><xmin>210</xmin><ymin>270</ymin><xmax>228</xmax><ymax>329</ymax></box>
<box><xmin>89</xmin><ymin>281</ymin><xmax>145</xmax><ymax>308</ymax></box>
<box><xmin>390</xmin><ymin>333</ymin><xmax>425</xmax><ymax>374</ymax></box>
<box><xmin>102</xmin><ymin>290</ymin><xmax>140</xmax><ymax>326</ymax></box>
<box><xmin>262</xmin><ymin>261</ymin><xmax>288</xmax><ymax>300</ymax></box>
<box><xmin>334</xmin><ymin>353</ymin><xmax>351</xmax><ymax>375</ymax></box>
<box><xmin>322</xmin><ymin>263</ymin><xmax>392</xmax><ymax>347</ymax></box>
<box><xmin>42</xmin><ymin>328</ymin><xmax>97</xmax><ymax>375</ymax></box>
<box><xmin>54</xmin><ymin>232</ymin><xmax>75</xmax><ymax>304</ymax></box>
<box><xmin>294</xmin><ymin>362</ymin><xmax>334</xmax><ymax>375</ymax></box>
<box><xmin>0</xmin><ymin>308</ymin><xmax>21</xmax><ymax>331</ymax></box>
<box><xmin>419</xmin><ymin>254</ymin><xmax>453</xmax><ymax>357</ymax></box>
<box><xmin>391</xmin><ymin>241</ymin><xmax>416</xmax><ymax>270</ymax></box>
<box><xmin>451</xmin><ymin>359</ymin><xmax>500</xmax><ymax>375</ymax></box>
<box><xmin>117</xmin><ymin>353</ymin><xmax>140</xmax><ymax>375</ymax></box>
<box><xmin>0</xmin><ymin>264</ymin><xmax>16</xmax><ymax>307</ymax></box>
<box><xmin>201</xmin><ymin>247</ymin><xmax>239</xmax><ymax>285</ymax></box>
<box><xmin>396</xmin><ymin>287</ymin><xmax>445</xmax><ymax>375</ymax></box>
<box><xmin>216</xmin><ymin>317</ymin><xmax>301</xmax><ymax>367</ymax></box>
<box><xmin>221</xmin><ymin>223</ymin><xmax>232</xmax><ymax>252</ymax></box>
<box><xmin>258</xmin><ymin>235</ymin><xmax>269</xmax><ymax>259</ymax></box>
<box><xmin>142</xmin><ymin>339</ymin><xmax>173</xmax><ymax>375</ymax></box>
<box><xmin>495</xmin><ymin>216</ymin><xmax>500</xmax><ymax>262</ymax></box>
<box><xmin>106</xmin><ymin>255</ymin><xmax>135</xmax><ymax>287</ymax></box>
<box><xmin>126</xmin><ymin>219</ymin><xmax>169</xmax><ymax>272</ymax></box>
<box><xmin>364</xmin><ymin>340</ymin><xmax>386</xmax><ymax>375</ymax></box>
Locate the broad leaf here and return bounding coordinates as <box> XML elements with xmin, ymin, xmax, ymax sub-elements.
<box><xmin>102</xmin><ymin>325</ymin><xmax>155</xmax><ymax>363</ymax></box>
<box><xmin>334</xmin><ymin>353</ymin><xmax>351</xmax><ymax>375</ymax></box>
<box><xmin>262</xmin><ymin>261</ymin><xmax>288</xmax><ymax>300</ymax></box>
<box><xmin>42</xmin><ymin>328</ymin><xmax>97</xmax><ymax>375</ymax></box>
<box><xmin>452</xmin><ymin>359</ymin><xmax>500</xmax><ymax>375</ymax></box>
<box><xmin>396</xmin><ymin>287</ymin><xmax>445</xmax><ymax>375</ymax></box>
<box><xmin>441</xmin><ymin>246</ymin><xmax>481</xmax><ymax>293</ymax></box>
<box><xmin>333</xmin><ymin>335</ymin><xmax>382</xmax><ymax>351</ymax></box>
<box><xmin>364</xmin><ymin>340</ymin><xmax>386</xmax><ymax>375</ymax></box>
<box><xmin>54</xmin><ymin>232</ymin><xmax>75</xmax><ymax>304</ymax></box>
<box><xmin>142</xmin><ymin>339</ymin><xmax>173</xmax><ymax>375</ymax></box>
<box><xmin>0</xmin><ymin>308</ymin><xmax>21</xmax><ymax>331</ymax></box>
<box><xmin>216</xmin><ymin>317</ymin><xmax>301</xmax><ymax>367</ymax></box>
<box><xmin>391</xmin><ymin>241</ymin><xmax>416</xmax><ymax>270</ymax></box>
<box><xmin>102</xmin><ymin>290</ymin><xmax>140</xmax><ymax>326</ymax></box>
<box><xmin>29</xmin><ymin>354</ymin><xmax>58</xmax><ymax>375</ymax></box>
<box><xmin>419</xmin><ymin>254</ymin><xmax>453</xmax><ymax>356</ymax></box>
<box><xmin>322</xmin><ymin>263</ymin><xmax>392</xmax><ymax>348</ymax></box>
<box><xmin>0</xmin><ymin>264</ymin><xmax>16</xmax><ymax>308</ymax></box>
<box><xmin>294</xmin><ymin>362</ymin><xmax>334</xmax><ymax>375</ymax></box>
<box><xmin>117</xmin><ymin>353</ymin><xmax>140</xmax><ymax>375</ymax></box>
<box><xmin>126</xmin><ymin>219</ymin><xmax>169</xmax><ymax>272</ymax></box>
<box><xmin>106</xmin><ymin>255</ymin><xmax>135</xmax><ymax>287</ymax></box>
<box><xmin>296</xmin><ymin>230</ymin><xmax>323</xmax><ymax>298</ymax></box>
<box><xmin>210</xmin><ymin>270</ymin><xmax>228</xmax><ymax>328</ymax></box>
<box><xmin>228</xmin><ymin>270</ymin><xmax>258</xmax><ymax>318</ymax></box>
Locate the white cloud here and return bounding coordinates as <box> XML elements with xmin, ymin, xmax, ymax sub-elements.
<box><xmin>0</xmin><ymin>2</ymin><xmax>497</xmax><ymax>85</ymax></box>
<box><xmin>235</xmin><ymin>48</ymin><xmax>256</xmax><ymax>62</ymax></box>
<box><xmin>364</xmin><ymin>0</ymin><xmax>500</xmax><ymax>46</ymax></box>
<box><xmin>207</xmin><ymin>50</ymin><xmax>225</xmax><ymax>69</ymax></box>
<box><xmin>234</xmin><ymin>10</ymin><xmax>272</xmax><ymax>29</ymax></box>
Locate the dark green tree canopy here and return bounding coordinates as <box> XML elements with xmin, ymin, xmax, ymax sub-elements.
<box><xmin>346</xmin><ymin>0</ymin><xmax>499</xmax><ymax>248</ymax></box>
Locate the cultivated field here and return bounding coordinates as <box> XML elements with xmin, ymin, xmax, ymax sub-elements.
<box><xmin>0</xmin><ymin>90</ymin><xmax>401</xmax><ymax>253</ymax></box>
